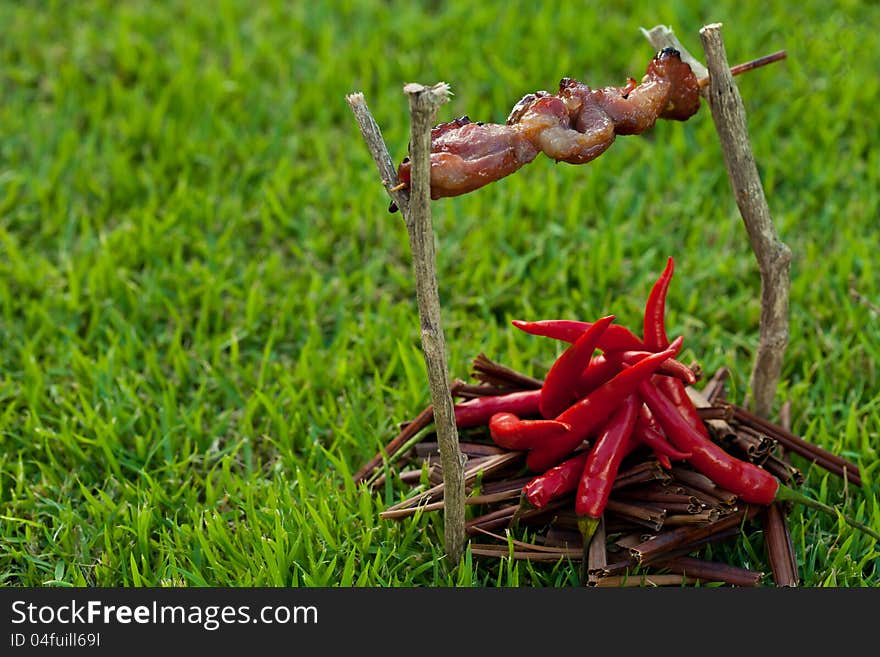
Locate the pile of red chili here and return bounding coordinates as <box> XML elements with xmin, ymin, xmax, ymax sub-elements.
<box><xmin>360</xmin><ymin>257</ymin><xmax>875</xmax><ymax>586</ymax></box>
<box><xmin>457</xmin><ymin>257</ymin><xmax>784</xmax><ymax>548</ymax></box>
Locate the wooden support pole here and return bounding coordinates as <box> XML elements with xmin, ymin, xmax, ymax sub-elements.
<box><xmin>644</xmin><ymin>24</ymin><xmax>791</xmax><ymax>418</ymax></box>
<box><xmin>698</xmin><ymin>23</ymin><xmax>791</xmax><ymax>418</ymax></box>
<box><xmin>346</xmin><ymin>84</ymin><xmax>467</xmax><ymax>566</ymax></box>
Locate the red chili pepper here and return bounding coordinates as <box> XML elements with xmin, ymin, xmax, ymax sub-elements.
<box><xmin>630</xmin><ymin>257</ymin><xmax>880</xmax><ymax>541</ymax></box>
<box><xmin>640</xmin><ymin>256</ymin><xmax>708</xmax><ymax>436</ymax></box>
<box><xmin>526</xmin><ymin>340</ymin><xmax>681</xmax><ymax>473</ymax></box>
<box><xmin>522</xmin><ymin>451</ymin><xmax>589</xmax><ymax>508</ymax></box>
<box><xmin>643</xmin><ymin>256</ymin><xmax>674</xmax><ymax>351</ymax></box>
<box><xmin>609</xmin><ymin>349</ymin><xmax>697</xmax><ymax>385</ymax></box>
<box><xmin>511</xmin><ymin>319</ymin><xmax>645</xmax><ymax>352</ymax></box>
<box><xmin>639</xmin><ymin>382</ymin><xmax>880</xmax><ymax>541</ymax></box>
<box><xmin>654</xmin><ymin>375</ymin><xmax>709</xmax><ymax>437</ymax></box>
<box><xmin>637</xmin><ymin>378</ymin><xmax>778</xmax><ymax>505</ymax></box>
<box><xmin>575</xmin><ymin>393</ymin><xmax>640</xmax><ymax>520</ymax></box>
<box><xmin>632</xmin><ymin>403</ymin><xmax>692</xmax><ymax>464</ymax></box>
<box><xmin>576</xmin><ymin>350</ymin><xmax>695</xmax><ymax>405</ymax></box>
<box><xmin>575</xmin><ymin>355</ymin><xmax>622</xmax><ymax>397</ymax></box>
<box><xmin>488</xmin><ymin>412</ymin><xmax>571</xmax><ymax>451</ymax></box>
<box><xmin>453</xmin><ymin>389</ymin><xmax>541</xmax><ymax>428</ymax></box>
<box><xmin>539</xmin><ymin>314</ymin><xmax>615</xmax><ymax>419</ymax></box>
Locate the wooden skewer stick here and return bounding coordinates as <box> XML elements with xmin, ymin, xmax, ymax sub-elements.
<box><xmin>698</xmin><ymin>49</ymin><xmax>787</xmax><ymax>88</ymax></box>
<box><xmin>347</xmin><ymin>83</ymin><xmax>468</xmax><ymax>566</ymax></box>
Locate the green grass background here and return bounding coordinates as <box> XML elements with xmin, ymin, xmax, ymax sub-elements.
<box><xmin>1</xmin><ymin>0</ymin><xmax>877</xmax><ymax>587</ymax></box>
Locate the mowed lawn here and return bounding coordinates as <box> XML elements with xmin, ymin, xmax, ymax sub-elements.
<box><xmin>1</xmin><ymin>0</ymin><xmax>877</xmax><ymax>587</ymax></box>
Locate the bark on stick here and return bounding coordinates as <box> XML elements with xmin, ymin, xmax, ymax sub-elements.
<box><xmin>698</xmin><ymin>23</ymin><xmax>791</xmax><ymax>418</ymax></box>
<box><xmin>346</xmin><ymin>84</ymin><xmax>467</xmax><ymax>565</ymax></box>
<box><xmin>644</xmin><ymin>24</ymin><xmax>791</xmax><ymax>417</ymax></box>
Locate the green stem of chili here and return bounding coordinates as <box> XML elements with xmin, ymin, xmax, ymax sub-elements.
<box><xmin>774</xmin><ymin>485</ymin><xmax>880</xmax><ymax>542</ymax></box>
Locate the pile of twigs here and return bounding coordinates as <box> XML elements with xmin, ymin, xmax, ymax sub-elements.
<box><xmin>356</xmin><ymin>357</ymin><xmax>863</xmax><ymax>587</ymax></box>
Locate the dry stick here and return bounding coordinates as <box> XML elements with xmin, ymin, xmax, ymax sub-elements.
<box><xmin>663</xmin><ymin>510</ymin><xmax>720</xmax><ymax>527</ymax></box>
<box><xmin>345</xmin><ymin>93</ymin><xmax>411</xmax><ymax>216</ymax></box>
<box><xmin>765</xmin><ymin>402</ymin><xmax>800</xmax><ymax>582</ymax></box>
<box><xmin>466</xmin><ymin>505</ymin><xmax>518</xmax><ymax>536</ymax></box>
<box><xmin>353</xmin><ymin>400</ymin><xmax>435</xmax><ymax>486</ymax></box>
<box><xmin>659</xmin><ymin>555</ymin><xmax>765</xmax><ymax>587</ymax></box>
<box><xmin>669</xmin><ymin>466</ymin><xmax>737</xmax><ymax>506</ymax></box>
<box><xmin>611</xmin><ymin>460</ymin><xmax>671</xmax><ymax>490</ymax></box>
<box><xmin>404</xmin><ymin>82</ymin><xmax>467</xmax><ymax>564</ymax></box>
<box><xmin>731</xmin><ymin>404</ymin><xmax>861</xmax><ymax>486</ymax></box>
<box><xmin>594</xmin><ymin>574</ymin><xmax>701</xmax><ymax>588</ymax></box>
<box><xmin>699</xmin><ymin>24</ymin><xmax>792</xmax><ymax>418</ymax></box>
<box><xmin>605</xmin><ymin>499</ymin><xmax>666</xmax><ymax>532</ymax></box>
<box><xmin>643</xmin><ymin>26</ymin><xmax>791</xmax><ymax>417</ymax></box>
<box><xmin>631</xmin><ymin>505</ymin><xmax>761</xmax><ymax>566</ymax></box>
<box><xmin>382</xmin><ymin>451</ymin><xmax>522</xmax><ymax>514</ymax></box>
<box><xmin>587</xmin><ymin>517</ymin><xmax>608</xmax><ymax>586</ymax></box>
<box><xmin>471</xmin><ymin>353</ymin><xmax>544</xmax><ymax>390</ymax></box>
<box><xmin>762</xmin><ymin>500</ymin><xmax>800</xmax><ymax>587</ymax></box>
<box><xmin>347</xmin><ymin>85</ymin><xmax>467</xmax><ymax>564</ymax></box>
<box><xmin>701</xmin><ymin>366</ymin><xmax>730</xmax><ymax>404</ymax></box>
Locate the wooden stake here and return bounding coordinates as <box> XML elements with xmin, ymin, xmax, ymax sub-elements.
<box><xmin>644</xmin><ymin>25</ymin><xmax>791</xmax><ymax>417</ymax></box>
<box><xmin>699</xmin><ymin>24</ymin><xmax>792</xmax><ymax>418</ymax></box>
<box><xmin>346</xmin><ymin>84</ymin><xmax>467</xmax><ymax>566</ymax></box>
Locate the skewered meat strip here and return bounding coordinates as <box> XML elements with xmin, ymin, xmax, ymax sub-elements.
<box><xmin>395</xmin><ymin>48</ymin><xmax>700</xmax><ymax>203</ymax></box>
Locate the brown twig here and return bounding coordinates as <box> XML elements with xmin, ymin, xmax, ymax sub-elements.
<box><xmin>696</xmin><ymin>406</ymin><xmax>734</xmax><ymax>421</ymax></box>
<box><xmin>659</xmin><ymin>555</ymin><xmax>765</xmax><ymax>586</ymax></box>
<box><xmin>684</xmin><ymin>386</ymin><xmax>741</xmax><ymax>450</ymax></box>
<box><xmin>644</xmin><ymin>26</ymin><xmax>793</xmax><ymax>417</ymax></box>
<box><xmin>352</xmin><ymin>401</ymin><xmax>436</xmax><ymax>486</ymax></box>
<box><xmin>605</xmin><ymin>499</ymin><xmax>666</xmax><ymax>532</ymax></box>
<box><xmin>349</xmin><ymin>84</ymin><xmax>468</xmax><ymax>562</ymax></box>
<box><xmin>762</xmin><ymin>502</ymin><xmax>800</xmax><ymax>587</ymax></box>
<box><xmin>731</xmin><ymin>425</ymin><xmax>776</xmax><ymax>464</ymax></box>
<box><xmin>726</xmin><ymin>50</ymin><xmax>787</xmax><ymax>79</ymax></box>
<box><xmin>399</xmin><ymin>81</ymin><xmax>468</xmax><ymax>564</ymax></box>
<box><xmin>761</xmin><ymin>453</ymin><xmax>804</xmax><ymax>487</ymax></box>
<box><xmin>699</xmin><ymin>24</ymin><xmax>792</xmax><ymax>418</ymax></box>
<box><xmin>669</xmin><ymin>466</ymin><xmax>738</xmax><ymax>506</ymax></box>
<box><xmin>453</xmin><ymin>382</ymin><xmax>517</xmax><ymax>398</ymax></box>
<box><xmin>611</xmin><ymin>460</ymin><xmax>672</xmax><ymax>490</ymax></box>
<box><xmin>587</xmin><ymin>517</ymin><xmax>608</xmax><ymax>586</ymax></box>
<box><xmin>345</xmin><ymin>92</ymin><xmax>411</xmax><ymax>215</ymax></box>
<box><xmin>701</xmin><ymin>366</ymin><xmax>730</xmax><ymax>404</ymax></box>
<box><xmin>631</xmin><ymin>505</ymin><xmax>760</xmax><ymax>566</ymax></box>
<box><xmin>615</xmin><ymin>490</ymin><xmax>703</xmax><ymax>514</ymax></box>
<box><xmin>469</xmin><ymin>544</ymin><xmax>582</xmax><ymax>561</ymax></box>
<box><xmin>381</xmin><ymin>451</ymin><xmax>522</xmax><ymax>516</ymax></box>
<box><xmin>594</xmin><ymin>574</ymin><xmax>701</xmax><ymax>587</ymax></box>
<box><xmin>731</xmin><ymin>404</ymin><xmax>862</xmax><ymax>486</ymax></box>
<box><xmin>415</xmin><ymin>441</ymin><xmax>507</xmax><ymax>458</ymax></box>
<box><xmin>663</xmin><ymin>510</ymin><xmax>720</xmax><ymax>527</ymax></box>
<box><xmin>465</xmin><ymin>505</ymin><xmax>518</xmax><ymax>536</ymax></box>
<box><xmin>471</xmin><ymin>353</ymin><xmax>544</xmax><ymax>390</ymax></box>
<box><xmin>696</xmin><ymin>50</ymin><xmax>787</xmax><ymax>88</ymax></box>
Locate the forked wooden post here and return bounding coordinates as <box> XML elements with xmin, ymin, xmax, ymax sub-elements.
<box><xmin>346</xmin><ymin>84</ymin><xmax>467</xmax><ymax>565</ymax></box>
<box><xmin>644</xmin><ymin>24</ymin><xmax>791</xmax><ymax>418</ymax></box>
